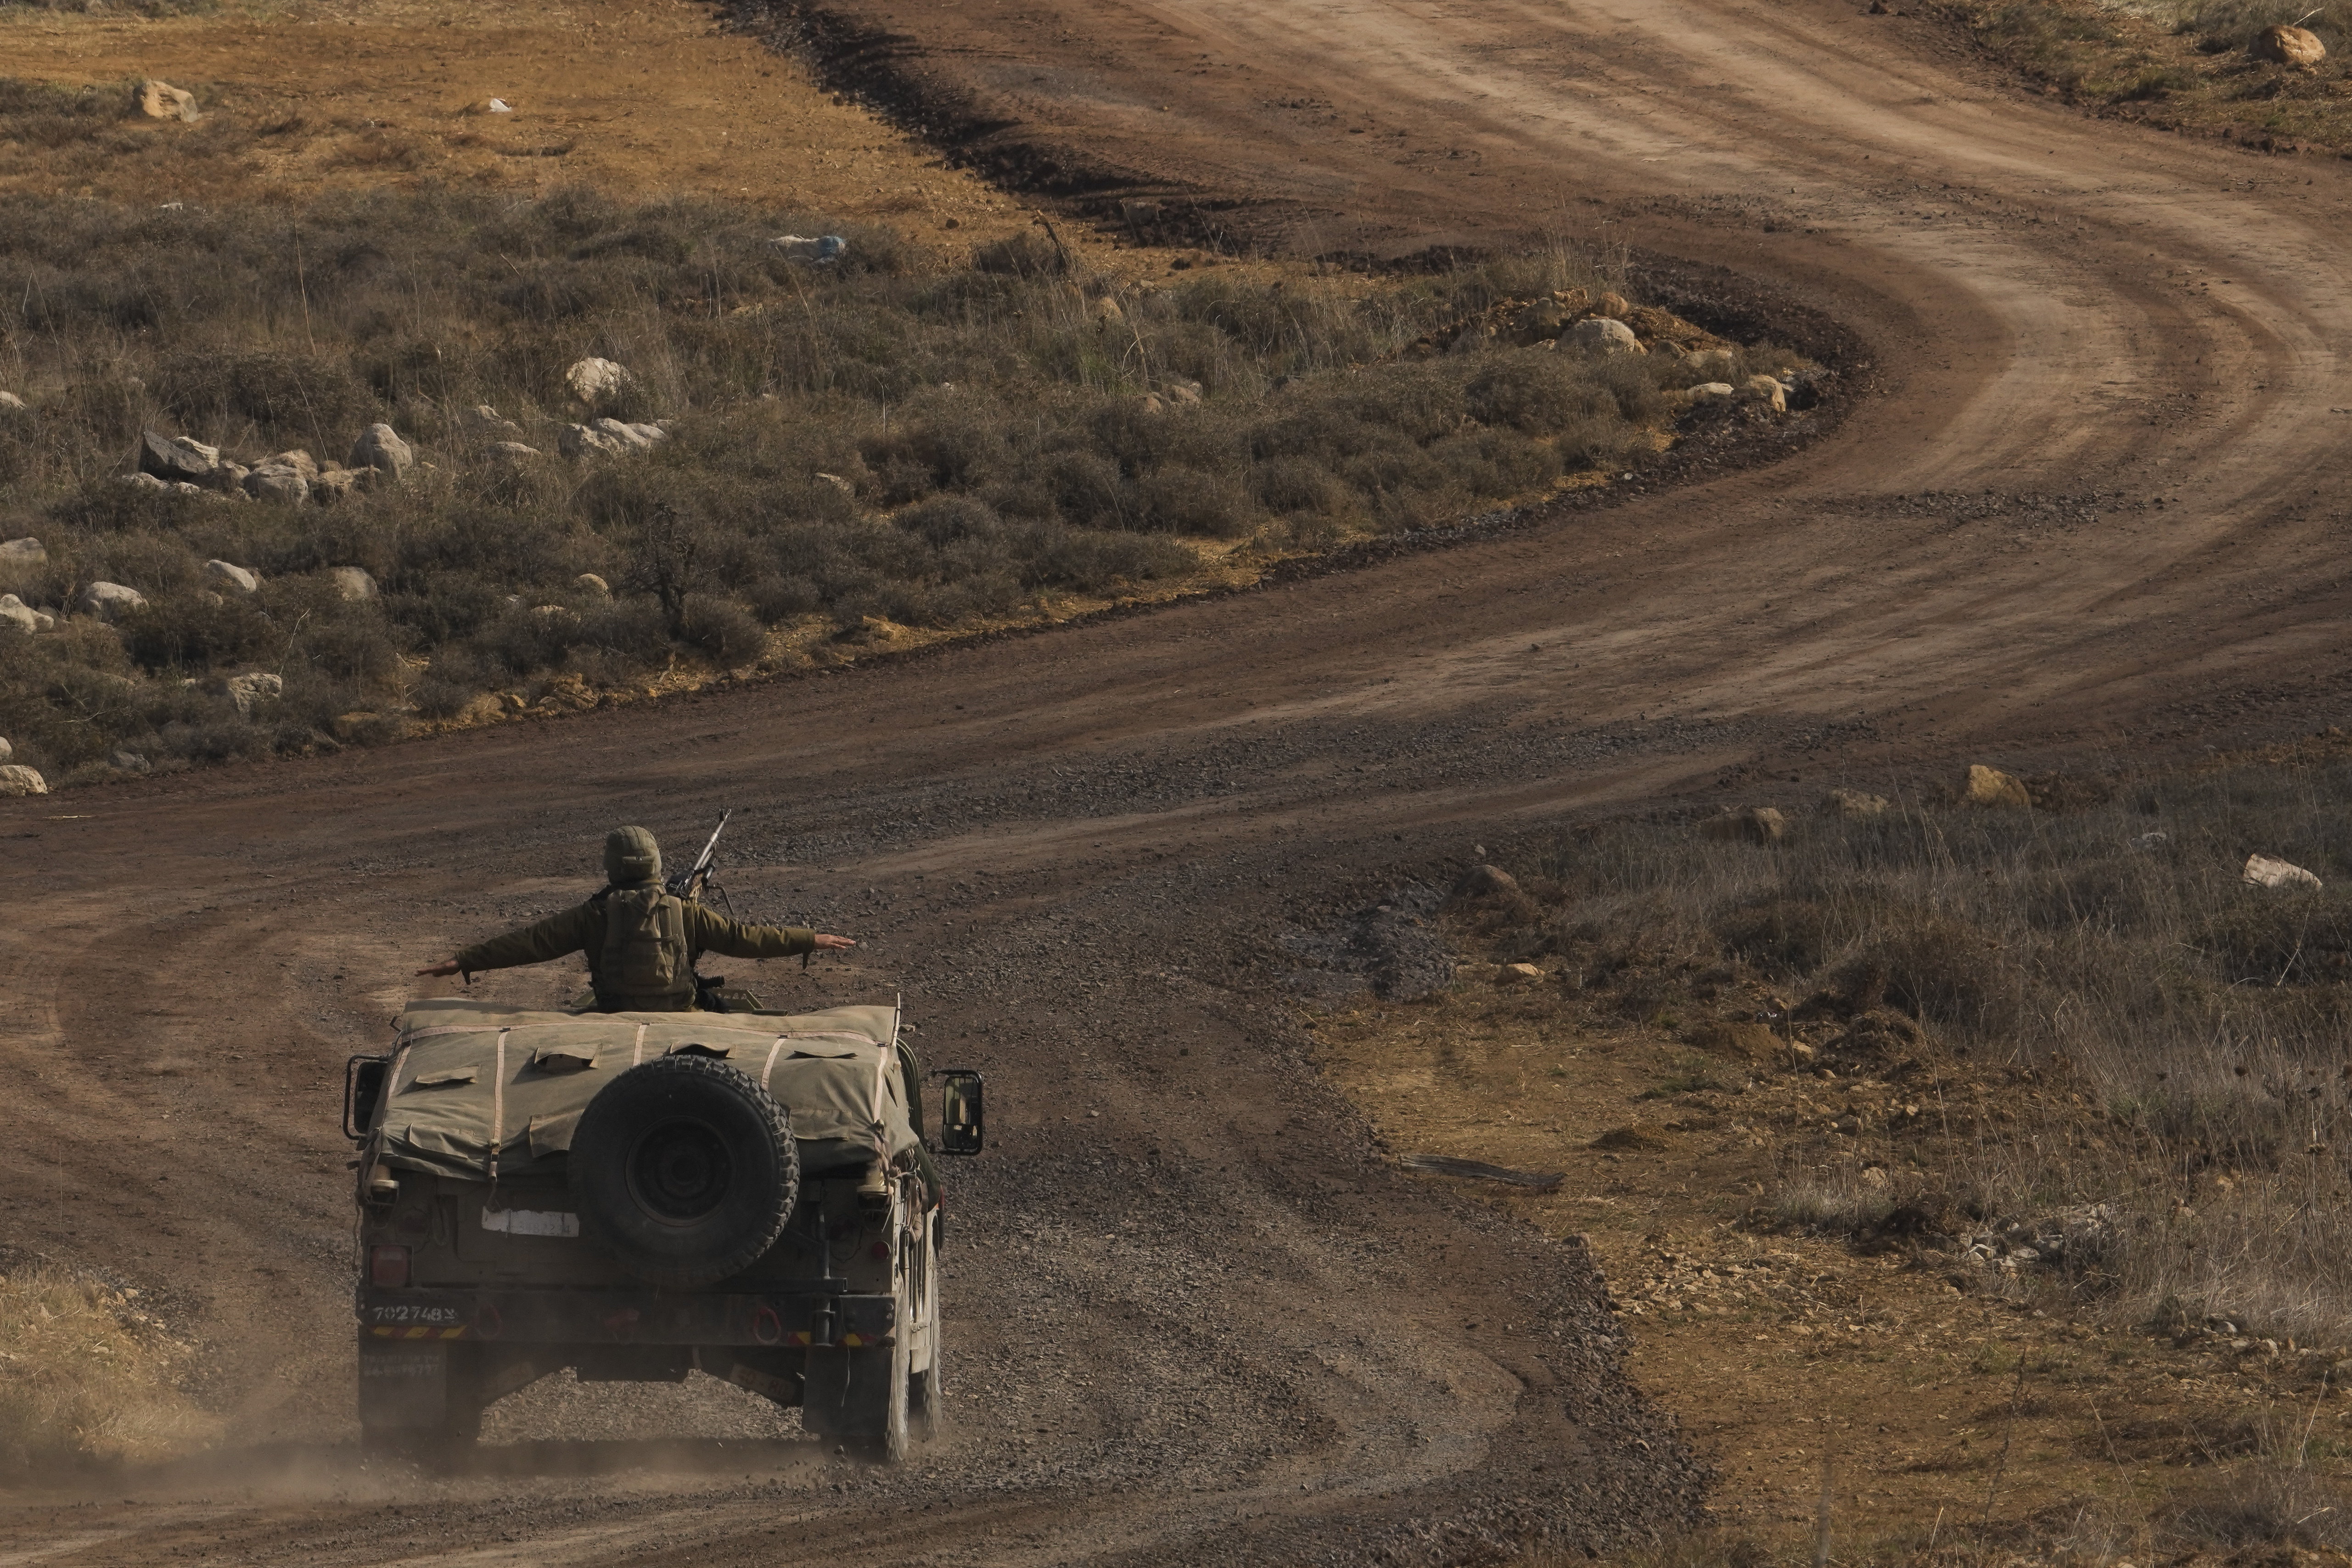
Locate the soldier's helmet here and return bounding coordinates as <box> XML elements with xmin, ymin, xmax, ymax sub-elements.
<box><xmin>604</xmin><ymin>826</ymin><xmax>662</xmax><ymax>885</ymax></box>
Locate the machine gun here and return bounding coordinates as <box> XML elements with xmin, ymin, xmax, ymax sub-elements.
<box><xmin>666</xmin><ymin>810</ymin><xmax>732</xmax><ymax>907</ymax></box>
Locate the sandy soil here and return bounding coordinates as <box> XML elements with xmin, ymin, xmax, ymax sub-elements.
<box><xmin>4</xmin><ymin>0</ymin><xmax>2352</xmax><ymax>1561</ymax></box>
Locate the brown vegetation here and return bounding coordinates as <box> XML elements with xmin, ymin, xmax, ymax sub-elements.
<box><xmin>0</xmin><ymin>1260</ymin><xmax>215</xmax><ymax>1472</ymax></box>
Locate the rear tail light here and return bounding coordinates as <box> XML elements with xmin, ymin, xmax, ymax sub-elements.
<box><xmin>369</xmin><ymin>1245</ymin><xmax>410</xmax><ymax>1288</ymax></box>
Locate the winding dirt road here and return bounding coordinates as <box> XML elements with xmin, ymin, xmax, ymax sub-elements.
<box><xmin>6</xmin><ymin>0</ymin><xmax>2352</xmax><ymax>1561</ymax></box>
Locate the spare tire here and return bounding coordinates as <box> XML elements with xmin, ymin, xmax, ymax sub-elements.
<box><xmin>569</xmin><ymin>1055</ymin><xmax>798</xmax><ymax>1288</ymax></box>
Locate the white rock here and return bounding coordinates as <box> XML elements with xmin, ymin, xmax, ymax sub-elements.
<box><xmin>576</xmin><ymin>573</ymin><xmax>611</xmax><ymax>596</ymax></box>
<box><xmin>2244</xmin><ymin>853</ymin><xmax>2322</xmax><ymax>891</ymax></box>
<box><xmin>139</xmin><ymin>429</ymin><xmax>220</xmax><ymax>484</ymax></box>
<box><xmin>1687</xmin><ymin>382</ymin><xmax>1737</xmax><ymax>402</ymax></box>
<box><xmin>138</xmin><ymin>80</ymin><xmax>199</xmax><ymax>123</ymax></box>
<box><xmin>488</xmin><ymin>441</ymin><xmax>542</xmax><ymax>461</ymax></box>
<box><xmin>224</xmin><ymin>672</ymin><xmax>284</xmax><ymax>718</ymax></box>
<box><xmin>0</xmin><ymin>392</ymin><xmax>26</xmax><ymax>411</ymax></box>
<box><xmin>0</xmin><ymin>736</ymin><xmax>9</xmax><ymax>763</ymax></box>
<box><xmin>1569</xmin><ymin>317</ymin><xmax>1645</xmax><ymax>356</ymax></box>
<box><xmin>459</xmin><ymin>405</ymin><xmax>526</xmax><ymax>440</ymax></box>
<box><xmin>0</xmin><ymin>537</ymin><xmax>43</xmax><ymax>564</ymax></box>
<box><xmin>0</xmin><ymin>764</ymin><xmax>46</xmax><ymax>797</ymax></box>
<box><xmin>74</xmin><ymin>581</ymin><xmax>147</xmax><ymax>623</ymax></box>
<box><xmin>0</xmin><ymin>596</ymin><xmax>35</xmax><ymax>635</ymax></box>
<box><xmin>109</xmin><ymin>750</ymin><xmax>152</xmax><ymax>775</ymax></box>
<box><xmin>203</xmin><ymin>559</ymin><xmax>259</xmax><ymax>594</ymax></box>
<box><xmin>329</xmin><ymin>567</ymin><xmax>378</xmax><ymax>601</ymax></box>
<box><xmin>1743</xmin><ymin>375</ymin><xmax>1788</xmax><ymax>413</ymax></box>
<box><xmin>124</xmin><ymin>472</ymin><xmax>169</xmax><ymax>493</ymax></box>
<box><xmin>242</xmin><ymin>465</ymin><xmax>310</xmax><ymax>505</ymax></box>
<box><xmin>564</xmin><ymin>358</ymin><xmax>633</xmax><ymax>407</ymax></box>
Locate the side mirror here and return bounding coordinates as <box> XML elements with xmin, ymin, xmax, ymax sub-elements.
<box><xmin>345</xmin><ymin>1055</ymin><xmax>390</xmax><ymax>1142</ymax></box>
<box><xmin>936</xmin><ymin>1069</ymin><xmax>984</xmax><ymax>1157</ymax></box>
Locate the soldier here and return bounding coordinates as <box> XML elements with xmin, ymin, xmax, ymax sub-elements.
<box><xmin>416</xmin><ymin>826</ymin><xmax>854</xmax><ymax>1011</ymax></box>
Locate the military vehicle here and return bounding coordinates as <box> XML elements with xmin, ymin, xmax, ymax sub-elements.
<box><xmin>342</xmin><ymin>998</ymin><xmax>982</xmax><ymax>1462</ymax></box>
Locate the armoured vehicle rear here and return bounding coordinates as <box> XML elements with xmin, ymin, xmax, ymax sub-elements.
<box><xmin>343</xmin><ymin>998</ymin><xmax>983</xmax><ymax>1461</ymax></box>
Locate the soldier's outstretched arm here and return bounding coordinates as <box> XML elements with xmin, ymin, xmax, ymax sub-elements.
<box><xmin>686</xmin><ymin>905</ymin><xmax>856</xmax><ymax>960</ymax></box>
<box><xmin>417</xmin><ymin>903</ymin><xmax>601</xmax><ymax>980</ymax></box>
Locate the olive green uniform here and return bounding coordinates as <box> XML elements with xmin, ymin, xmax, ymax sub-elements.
<box><xmin>454</xmin><ymin>898</ymin><xmax>817</xmax><ymax>1009</ymax></box>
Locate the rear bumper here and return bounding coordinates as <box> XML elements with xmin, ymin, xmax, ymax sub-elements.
<box><xmin>356</xmin><ymin>1287</ymin><xmax>897</xmax><ymax>1349</ymax></box>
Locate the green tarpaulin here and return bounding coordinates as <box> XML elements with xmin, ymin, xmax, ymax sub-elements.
<box><xmin>375</xmin><ymin>999</ymin><xmax>916</xmax><ymax>1181</ymax></box>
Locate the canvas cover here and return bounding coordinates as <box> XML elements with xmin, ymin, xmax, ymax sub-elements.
<box><xmin>374</xmin><ymin>999</ymin><xmax>915</xmax><ymax>1182</ymax></box>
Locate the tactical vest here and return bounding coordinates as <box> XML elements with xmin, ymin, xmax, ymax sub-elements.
<box><xmin>595</xmin><ymin>886</ymin><xmax>696</xmax><ymax>1011</ymax></box>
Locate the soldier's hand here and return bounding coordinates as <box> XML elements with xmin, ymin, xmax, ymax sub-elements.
<box><xmin>415</xmin><ymin>958</ymin><xmax>463</xmax><ymax>977</ymax></box>
<box><xmin>813</xmin><ymin>933</ymin><xmax>856</xmax><ymax>950</ymax></box>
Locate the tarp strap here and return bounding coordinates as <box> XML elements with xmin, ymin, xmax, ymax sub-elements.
<box><xmin>488</xmin><ymin>1029</ymin><xmax>509</xmax><ymax>1189</ymax></box>
<box><xmin>396</xmin><ymin>1025</ymin><xmax>498</xmax><ymax>1046</ymax></box>
<box><xmin>761</xmin><ymin>1035</ymin><xmax>787</xmax><ymax>1094</ymax></box>
<box><xmin>632</xmin><ymin>1023</ymin><xmax>647</xmax><ymax>1066</ymax></box>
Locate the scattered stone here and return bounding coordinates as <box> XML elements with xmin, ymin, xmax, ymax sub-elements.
<box><xmin>346</xmin><ymin>423</ymin><xmax>414</xmax><ymax>482</ymax></box>
<box><xmin>263</xmin><ymin>450</ymin><xmax>319</xmax><ymax>482</ymax></box>
<box><xmin>202</xmin><ymin>559</ymin><xmax>259</xmax><ymax>594</ymax></box>
<box><xmin>1451</xmin><ymin>863</ymin><xmax>1521</xmax><ymax>899</ymax></box>
<box><xmin>1964</xmin><ymin>764</ymin><xmax>2032</xmax><ymax>809</ymax></box>
<box><xmin>0</xmin><ymin>537</ymin><xmax>44</xmax><ymax>566</ymax></box>
<box><xmin>328</xmin><ymin>566</ymin><xmax>378</xmax><ymax>601</ymax></box>
<box><xmin>2244</xmin><ymin>853</ymin><xmax>2323</xmax><ymax>891</ymax></box>
<box><xmin>1501</xmin><ymin>962</ymin><xmax>1547</xmax><ymax>984</ymax></box>
<box><xmin>0</xmin><ymin>736</ymin><xmax>9</xmax><ymax>763</ymax></box>
<box><xmin>1824</xmin><ymin>787</ymin><xmax>1890</xmax><ymax>819</ymax></box>
<box><xmin>310</xmin><ymin>467</ymin><xmax>363</xmax><ymax>505</ymax></box>
<box><xmin>564</xmin><ymin>358</ymin><xmax>633</xmax><ymax>407</ymax></box>
<box><xmin>2251</xmin><ymin>23</ymin><xmax>2325</xmax><ymax>66</ymax></box>
<box><xmin>0</xmin><ymin>596</ymin><xmax>42</xmax><ymax>635</ymax></box>
<box><xmin>1568</xmin><ymin>317</ymin><xmax>1645</xmax><ymax>356</ymax></box>
<box><xmin>1701</xmin><ymin>805</ymin><xmax>1788</xmax><ymax>843</ymax></box>
<box><xmin>488</xmin><ymin>441</ymin><xmax>543</xmax><ymax>461</ymax></box>
<box><xmin>139</xmin><ymin>429</ymin><xmax>220</xmax><ymax>484</ymax></box>
<box><xmin>1687</xmin><ymin>382</ymin><xmax>1737</xmax><ymax>403</ymax></box>
<box><xmin>1091</xmin><ymin>296</ymin><xmax>1125</xmax><ymax>326</ymax></box>
<box><xmin>1139</xmin><ymin>394</ymin><xmax>1168</xmax><ymax>416</ymax></box>
<box><xmin>0</xmin><ymin>764</ymin><xmax>47</xmax><ymax>797</ymax></box>
<box><xmin>73</xmin><ymin>581</ymin><xmax>147</xmax><ymax>623</ymax></box>
<box><xmin>1165</xmin><ymin>381</ymin><xmax>1204</xmax><ymax>407</ymax></box>
<box><xmin>769</xmin><ymin>235</ymin><xmax>847</xmax><ymax>265</ymax></box>
<box><xmin>0</xmin><ymin>392</ymin><xmax>26</xmax><ymax>411</ymax></box>
<box><xmin>125</xmin><ymin>472</ymin><xmax>169</xmax><ymax>493</ymax></box>
<box><xmin>224</xmin><ymin>672</ymin><xmax>283</xmax><ymax>718</ymax></box>
<box><xmin>109</xmin><ymin>749</ymin><xmax>152</xmax><ymax>775</ymax></box>
<box><xmin>559</xmin><ymin>418</ymin><xmax>668</xmax><ymax>458</ymax></box>
<box><xmin>138</xmin><ymin>80</ymin><xmax>199</xmax><ymax>123</ymax></box>
<box><xmin>575</xmin><ymin>573</ymin><xmax>611</xmax><ymax>596</ymax></box>
<box><xmin>1742</xmin><ymin>375</ymin><xmax>1788</xmax><ymax>412</ymax></box>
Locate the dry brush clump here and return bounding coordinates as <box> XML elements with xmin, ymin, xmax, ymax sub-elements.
<box><xmin>0</xmin><ymin>136</ymin><xmax>1785</xmax><ymax>786</ymax></box>
<box><xmin>0</xmin><ymin>1262</ymin><xmax>217</xmax><ymax>1472</ymax></box>
<box><xmin>1448</xmin><ymin>745</ymin><xmax>2352</xmax><ymax>1345</ymax></box>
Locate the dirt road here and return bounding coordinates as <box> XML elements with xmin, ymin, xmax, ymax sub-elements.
<box><xmin>6</xmin><ymin>0</ymin><xmax>2352</xmax><ymax>1560</ymax></box>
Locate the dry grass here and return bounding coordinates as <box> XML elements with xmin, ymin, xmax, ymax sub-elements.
<box><xmin>0</xmin><ymin>146</ymin><xmax>1789</xmax><ymax>787</ymax></box>
<box><xmin>0</xmin><ymin>1263</ymin><xmax>217</xmax><ymax>1472</ymax></box>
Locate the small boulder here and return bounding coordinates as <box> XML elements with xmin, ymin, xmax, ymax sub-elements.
<box><xmin>346</xmin><ymin>424</ymin><xmax>414</xmax><ymax>482</ymax></box>
<box><xmin>1743</xmin><ymin>375</ymin><xmax>1788</xmax><ymax>413</ymax></box>
<box><xmin>2244</xmin><ymin>853</ymin><xmax>2323</xmax><ymax>891</ymax></box>
<box><xmin>1501</xmin><ymin>961</ymin><xmax>1547</xmax><ymax>984</ymax></box>
<box><xmin>73</xmin><ymin>581</ymin><xmax>148</xmax><ymax>624</ymax></box>
<box><xmin>564</xmin><ymin>357</ymin><xmax>633</xmax><ymax>407</ymax></box>
<box><xmin>138</xmin><ymin>80</ymin><xmax>200</xmax><ymax>123</ymax></box>
<box><xmin>0</xmin><ymin>736</ymin><xmax>9</xmax><ymax>763</ymax></box>
<box><xmin>0</xmin><ymin>595</ymin><xmax>43</xmax><ymax>635</ymax></box>
<box><xmin>1687</xmin><ymin>382</ymin><xmax>1737</xmax><ymax>403</ymax></box>
<box><xmin>310</xmin><ymin>467</ymin><xmax>363</xmax><ymax>505</ymax></box>
<box><xmin>1091</xmin><ymin>296</ymin><xmax>1126</xmax><ymax>326</ymax></box>
<box><xmin>1824</xmin><ymin>787</ymin><xmax>1890</xmax><ymax>819</ymax></box>
<box><xmin>1688</xmin><ymin>348</ymin><xmax>1737</xmax><ymax>378</ymax></box>
<box><xmin>1595</xmin><ymin>290</ymin><xmax>1632</xmax><ymax>318</ymax></box>
<box><xmin>0</xmin><ymin>536</ymin><xmax>44</xmax><ymax>566</ymax></box>
<box><xmin>0</xmin><ymin>764</ymin><xmax>47</xmax><ymax>797</ymax></box>
<box><xmin>139</xmin><ymin>429</ymin><xmax>221</xmax><ymax>484</ymax></box>
<box><xmin>328</xmin><ymin>566</ymin><xmax>378</xmax><ymax>601</ymax></box>
<box><xmin>1452</xmin><ymin>864</ymin><xmax>1521</xmax><ymax>899</ymax></box>
<box><xmin>0</xmin><ymin>392</ymin><xmax>26</xmax><ymax>411</ymax></box>
<box><xmin>224</xmin><ymin>671</ymin><xmax>283</xmax><ymax>718</ymax></box>
<box><xmin>203</xmin><ymin>559</ymin><xmax>259</xmax><ymax>594</ymax></box>
<box><xmin>1164</xmin><ymin>381</ymin><xmax>1204</xmax><ymax>407</ymax></box>
<box><xmin>2251</xmin><ymin>24</ymin><xmax>2325</xmax><ymax>66</ymax></box>
<box><xmin>1964</xmin><ymin>764</ymin><xmax>2032</xmax><ymax>810</ymax></box>
<box><xmin>576</xmin><ymin>573</ymin><xmax>611</xmax><ymax>596</ymax></box>
<box><xmin>109</xmin><ymin>749</ymin><xmax>152</xmax><ymax>776</ymax></box>
<box><xmin>124</xmin><ymin>472</ymin><xmax>169</xmax><ymax>493</ymax></box>
<box><xmin>263</xmin><ymin>449</ymin><xmax>319</xmax><ymax>481</ymax></box>
<box><xmin>488</xmin><ymin>441</ymin><xmax>543</xmax><ymax>461</ymax></box>
<box><xmin>1569</xmin><ymin>317</ymin><xmax>1645</xmax><ymax>356</ymax></box>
